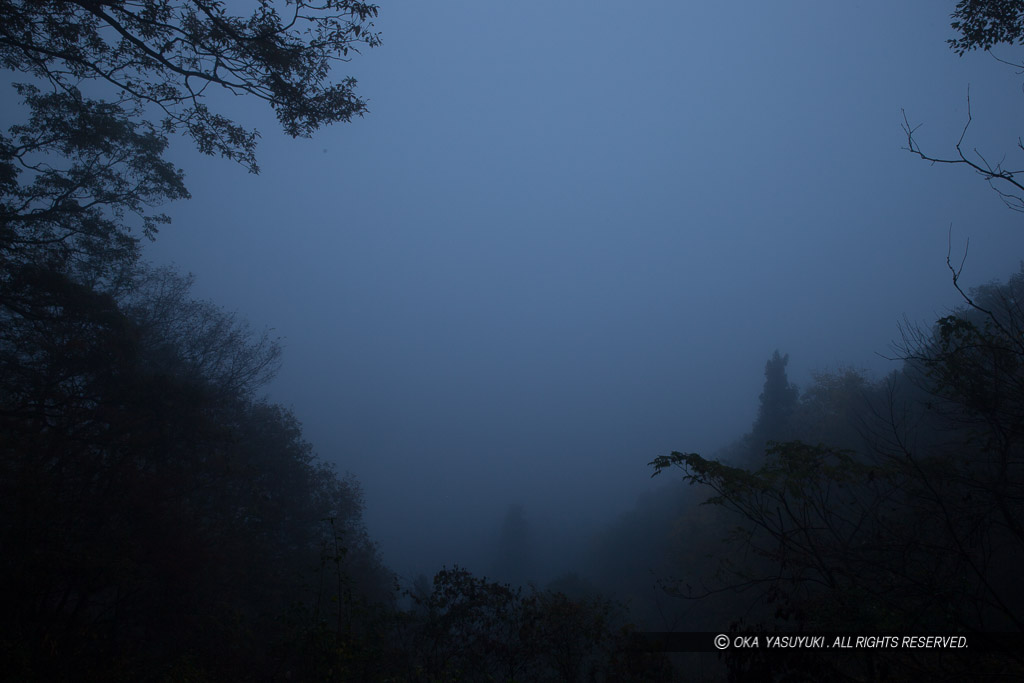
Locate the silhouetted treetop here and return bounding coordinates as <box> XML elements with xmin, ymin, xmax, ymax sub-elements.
<box><xmin>0</xmin><ymin>0</ymin><xmax>381</xmax><ymax>172</ymax></box>
<box><xmin>0</xmin><ymin>84</ymin><xmax>189</xmax><ymax>276</ymax></box>
<box><xmin>950</xmin><ymin>0</ymin><xmax>1024</xmax><ymax>54</ymax></box>
<box><xmin>751</xmin><ymin>350</ymin><xmax>799</xmax><ymax>445</ymax></box>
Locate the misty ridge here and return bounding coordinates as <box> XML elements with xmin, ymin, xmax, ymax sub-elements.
<box><xmin>3</xmin><ymin>1</ymin><xmax>1024</xmax><ymax>681</ymax></box>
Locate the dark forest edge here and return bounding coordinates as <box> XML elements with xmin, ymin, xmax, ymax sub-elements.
<box><xmin>0</xmin><ymin>253</ymin><xmax>667</xmax><ymax>681</ymax></box>
<box><xmin>0</xmin><ymin>259</ymin><xmax>395</xmax><ymax>679</ymax></box>
<box><xmin>7</xmin><ymin>254</ymin><xmax>1024</xmax><ymax>680</ymax></box>
<box><xmin>639</xmin><ymin>262</ymin><xmax>1024</xmax><ymax>679</ymax></box>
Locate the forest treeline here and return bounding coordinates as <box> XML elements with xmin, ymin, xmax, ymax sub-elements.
<box><xmin>587</xmin><ymin>264</ymin><xmax>1024</xmax><ymax>679</ymax></box>
<box><xmin>0</xmin><ymin>253</ymin><xmax>667</xmax><ymax>682</ymax></box>
<box><xmin>7</xmin><ymin>249</ymin><xmax>1024</xmax><ymax>680</ymax></box>
<box><xmin>3</xmin><ymin>0</ymin><xmax>1024</xmax><ymax>681</ymax></box>
<box><xmin>0</xmin><ymin>1</ymin><xmax>665</xmax><ymax>679</ymax></box>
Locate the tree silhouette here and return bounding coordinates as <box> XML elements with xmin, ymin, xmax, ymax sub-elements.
<box><xmin>903</xmin><ymin>0</ymin><xmax>1024</xmax><ymax>211</ymax></box>
<box><xmin>749</xmin><ymin>350</ymin><xmax>799</xmax><ymax>450</ymax></box>
<box><xmin>650</xmin><ymin>268</ymin><xmax>1024</xmax><ymax>678</ymax></box>
<box><xmin>0</xmin><ymin>0</ymin><xmax>381</xmax><ymax>171</ymax></box>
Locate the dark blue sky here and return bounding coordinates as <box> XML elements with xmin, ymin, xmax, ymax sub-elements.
<box><xmin>147</xmin><ymin>0</ymin><xmax>1024</xmax><ymax>577</ymax></box>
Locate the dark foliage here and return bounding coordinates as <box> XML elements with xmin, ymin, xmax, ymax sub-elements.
<box><xmin>950</xmin><ymin>0</ymin><xmax>1024</xmax><ymax>54</ymax></box>
<box><xmin>0</xmin><ymin>0</ymin><xmax>380</xmax><ymax>282</ymax></box>
<box><xmin>753</xmin><ymin>351</ymin><xmax>799</xmax><ymax>444</ymax></box>
<box><xmin>649</xmin><ymin>266</ymin><xmax>1024</xmax><ymax>679</ymax></box>
<box><xmin>0</xmin><ymin>261</ymin><xmax>393</xmax><ymax>680</ymax></box>
<box><xmin>0</xmin><ymin>0</ymin><xmax>381</xmax><ymax>172</ymax></box>
<box><xmin>0</xmin><ymin>2</ymin><xmax>400</xmax><ymax>679</ymax></box>
<box><xmin>391</xmin><ymin>566</ymin><xmax>671</xmax><ymax>683</ymax></box>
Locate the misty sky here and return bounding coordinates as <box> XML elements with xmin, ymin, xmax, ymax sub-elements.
<box><xmin>145</xmin><ymin>0</ymin><xmax>1024</xmax><ymax>578</ymax></box>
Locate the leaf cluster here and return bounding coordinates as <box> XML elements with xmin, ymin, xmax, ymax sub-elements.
<box><xmin>0</xmin><ymin>84</ymin><xmax>189</xmax><ymax>277</ymax></box>
<box><xmin>950</xmin><ymin>0</ymin><xmax>1024</xmax><ymax>54</ymax></box>
<box><xmin>0</xmin><ymin>0</ymin><xmax>381</xmax><ymax>171</ymax></box>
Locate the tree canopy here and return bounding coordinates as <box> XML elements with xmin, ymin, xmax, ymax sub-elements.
<box><xmin>0</xmin><ymin>260</ymin><xmax>395</xmax><ymax>679</ymax></box>
<box><xmin>0</xmin><ymin>0</ymin><xmax>380</xmax><ymax>280</ymax></box>
<box><xmin>950</xmin><ymin>0</ymin><xmax>1024</xmax><ymax>54</ymax></box>
<box><xmin>0</xmin><ymin>2</ymin><xmax>391</xmax><ymax>678</ymax></box>
<box><xmin>649</xmin><ymin>266</ymin><xmax>1024</xmax><ymax>678</ymax></box>
<box><xmin>0</xmin><ymin>0</ymin><xmax>381</xmax><ymax>171</ymax></box>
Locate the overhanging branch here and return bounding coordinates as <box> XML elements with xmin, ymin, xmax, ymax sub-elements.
<box><xmin>902</xmin><ymin>88</ymin><xmax>1024</xmax><ymax>212</ymax></box>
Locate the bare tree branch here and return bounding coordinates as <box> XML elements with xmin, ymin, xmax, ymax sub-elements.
<box><xmin>902</xmin><ymin>88</ymin><xmax>1024</xmax><ymax>212</ymax></box>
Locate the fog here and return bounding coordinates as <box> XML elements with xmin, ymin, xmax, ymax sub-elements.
<box><xmin>143</xmin><ymin>0</ymin><xmax>1024</xmax><ymax>583</ymax></box>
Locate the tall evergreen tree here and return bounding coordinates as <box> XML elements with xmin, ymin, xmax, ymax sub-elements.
<box><xmin>750</xmin><ymin>350</ymin><xmax>799</xmax><ymax>448</ymax></box>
